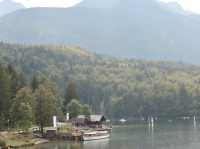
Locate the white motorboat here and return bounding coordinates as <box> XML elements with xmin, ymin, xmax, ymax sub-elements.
<box><xmin>82</xmin><ymin>130</ymin><xmax>110</xmax><ymax>141</ymax></box>
<box><xmin>120</xmin><ymin>118</ymin><xmax>127</xmax><ymax>123</ymax></box>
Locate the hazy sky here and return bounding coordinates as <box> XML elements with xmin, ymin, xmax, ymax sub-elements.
<box><xmin>161</xmin><ymin>0</ymin><xmax>200</xmax><ymax>14</ymax></box>
<box><xmin>9</xmin><ymin>0</ymin><xmax>82</xmax><ymax>8</ymax></box>
<box><xmin>1</xmin><ymin>0</ymin><xmax>200</xmax><ymax>14</ymax></box>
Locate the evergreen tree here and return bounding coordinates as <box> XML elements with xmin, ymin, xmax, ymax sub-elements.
<box><xmin>31</xmin><ymin>75</ymin><xmax>39</xmax><ymax>91</ymax></box>
<box><xmin>0</xmin><ymin>65</ymin><xmax>11</xmax><ymax>127</ymax></box>
<box><xmin>11</xmin><ymin>102</ymin><xmax>33</xmax><ymax>130</ymax></box>
<box><xmin>7</xmin><ymin>64</ymin><xmax>26</xmax><ymax>97</ymax></box>
<box><xmin>10</xmin><ymin>87</ymin><xmax>35</xmax><ymax>128</ymax></box>
<box><xmin>35</xmin><ymin>83</ymin><xmax>60</xmax><ymax>134</ymax></box>
<box><xmin>67</xmin><ymin>99</ymin><xmax>82</xmax><ymax>119</ymax></box>
<box><xmin>179</xmin><ymin>84</ymin><xmax>190</xmax><ymax>116</ymax></box>
<box><xmin>63</xmin><ymin>80</ymin><xmax>79</xmax><ymax>112</ymax></box>
<box><xmin>81</xmin><ymin>104</ymin><xmax>91</xmax><ymax>116</ymax></box>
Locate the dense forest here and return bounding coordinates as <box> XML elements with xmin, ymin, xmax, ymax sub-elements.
<box><xmin>0</xmin><ymin>63</ymin><xmax>91</xmax><ymax>131</ymax></box>
<box><xmin>1</xmin><ymin>42</ymin><xmax>200</xmax><ymax>122</ymax></box>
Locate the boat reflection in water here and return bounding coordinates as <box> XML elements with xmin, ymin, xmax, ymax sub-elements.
<box><xmin>48</xmin><ymin>140</ymin><xmax>109</xmax><ymax>149</ymax></box>
<box><xmin>83</xmin><ymin>138</ymin><xmax>110</xmax><ymax>149</ymax></box>
<box><xmin>49</xmin><ymin>142</ymin><xmax>84</xmax><ymax>149</ymax></box>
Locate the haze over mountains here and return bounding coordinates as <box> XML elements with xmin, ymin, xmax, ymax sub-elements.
<box><xmin>77</xmin><ymin>0</ymin><xmax>120</xmax><ymax>8</ymax></box>
<box><xmin>0</xmin><ymin>0</ymin><xmax>24</xmax><ymax>16</ymax></box>
<box><xmin>0</xmin><ymin>0</ymin><xmax>200</xmax><ymax>64</ymax></box>
<box><xmin>158</xmin><ymin>1</ymin><xmax>191</xmax><ymax>15</ymax></box>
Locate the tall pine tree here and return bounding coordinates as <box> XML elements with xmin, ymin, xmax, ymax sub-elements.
<box><xmin>35</xmin><ymin>82</ymin><xmax>60</xmax><ymax>134</ymax></box>
<box><xmin>0</xmin><ymin>65</ymin><xmax>11</xmax><ymax>127</ymax></box>
<box><xmin>63</xmin><ymin>80</ymin><xmax>79</xmax><ymax>113</ymax></box>
<box><xmin>31</xmin><ymin>75</ymin><xmax>39</xmax><ymax>91</ymax></box>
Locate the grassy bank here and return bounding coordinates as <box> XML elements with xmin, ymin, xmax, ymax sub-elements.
<box><xmin>0</xmin><ymin>131</ymin><xmax>48</xmax><ymax>148</ymax></box>
<box><xmin>0</xmin><ymin>123</ymin><xmax>73</xmax><ymax>148</ymax></box>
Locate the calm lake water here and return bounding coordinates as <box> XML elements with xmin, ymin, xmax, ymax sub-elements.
<box><xmin>25</xmin><ymin>122</ymin><xmax>200</xmax><ymax>149</ymax></box>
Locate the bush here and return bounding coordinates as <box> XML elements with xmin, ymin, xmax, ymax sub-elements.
<box><xmin>0</xmin><ymin>140</ymin><xmax>6</xmax><ymax>148</ymax></box>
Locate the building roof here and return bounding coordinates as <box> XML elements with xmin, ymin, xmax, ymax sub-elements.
<box><xmin>90</xmin><ymin>115</ymin><xmax>106</xmax><ymax>122</ymax></box>
<box><xmin>76</xmin><ymin>115</ymin><xmax>106</xmax><ymax>123</ymax></box>
<box><xmin>77</xmin><ymin>115</ymin><xmax>86</xmax><ymax>119</ymax></box>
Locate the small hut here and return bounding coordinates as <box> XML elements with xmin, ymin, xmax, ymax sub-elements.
<box><xmin>45</xmin><ymin>128</ymin><xmax>57</xmax><ymax>138</ymax></box>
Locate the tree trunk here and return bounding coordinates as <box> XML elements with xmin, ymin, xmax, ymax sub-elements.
<box><xmin>40</xmin><ymin>122</ymin><xmax>44</xmax><ymax>136</ymax></box>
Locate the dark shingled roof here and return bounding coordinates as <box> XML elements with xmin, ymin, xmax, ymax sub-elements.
<box><xmin>90</xmin><ymin>115</ymin><xmax>105</xmax><ymax>122</ymax></box>
<box><xmin>76</xmin><ymin>115</ymin><xmax>106</xmax><ymax>122</ymax></box>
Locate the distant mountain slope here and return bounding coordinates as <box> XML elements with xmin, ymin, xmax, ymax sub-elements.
<box><xmin>0</xmin><ymin>0</ymin><xmax>24</xmax><ymax>16</ymax></box>
<box><xmin>0</xmin><ymin>0</ymin><xmax>200</xmax><ymax>63</ymax></box>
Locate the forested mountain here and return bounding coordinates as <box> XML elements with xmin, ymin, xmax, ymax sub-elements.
<box><xmin>0</xmin><ymin>0</ymin><xmax>200</xmax><ymax>63</ymax></box>
<box><xmin>1</xmin><ymin>42</ymin><xmax>200</xmax><ymax>119</ymax></box>
<box><xmin>0</xmin><ymin>0</ymin><xmax>24</xmax><ymax>16</ymax></box>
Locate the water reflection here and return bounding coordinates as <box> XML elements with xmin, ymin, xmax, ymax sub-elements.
<box><xmin>47</xmin><ymin>142</ymin><xmax>83</xmax><ymax>149</ymax></box>
<box><xmin>193</xmin><ymin>116</ymin><xmax>197</xmax><ymax>129</ymax></box>
<box><xmin>31</xmin><ymin>140</ymin><xmax>109</xmax><ymax>149</ymax></box>
<box><xmin>83</xmin><ymin>139</ymin><xmax>109</xmax><ymax>149</ymax></box>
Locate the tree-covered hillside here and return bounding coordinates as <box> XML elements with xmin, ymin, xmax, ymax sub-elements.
<box><xmin>1</xmin><ymin>42</ymin><xmax>200</xmax><ymax>119</ymax></box>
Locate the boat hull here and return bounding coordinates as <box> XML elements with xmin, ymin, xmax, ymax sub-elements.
<box><xmin>82</xmin><ymin>134</ymin><xmax>110</xmax><ymax>141</ymax></box>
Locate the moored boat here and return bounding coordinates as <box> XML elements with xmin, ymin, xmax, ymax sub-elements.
<box><xmin>119</xmin><ymin>118</ymin><xmax>127</xmax><ymax>123</ymax></box>
<box><xmin>82</xmin><ymin>130</ymin><xmax>110</xmax><ymax>141</ymax></box>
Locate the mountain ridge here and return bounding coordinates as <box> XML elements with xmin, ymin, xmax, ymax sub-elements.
<box><xmin>0</xmin><ymin>0</ymin><xmax>200</xmax><ymax>64</ymax></box>
<box><xmin>0</xmin><ymin>0</ymin><xmax>25</xmax><ymax>16</ymax></box>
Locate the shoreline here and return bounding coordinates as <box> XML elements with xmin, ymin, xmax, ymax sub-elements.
<box><xmin>0</xmin><ymin>131</ymin><xmax>49</xmax><ymax>149</ymax></box>
<box><xmin>8</xmin><ymin>139</ymin><xmax>49</xmax><ymax>148</ymax></box>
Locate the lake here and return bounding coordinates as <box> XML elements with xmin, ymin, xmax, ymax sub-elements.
<box><xmin>25</xmin><ymin>122</ymin><xmax>200</xmax><ymax>149</ymax></box>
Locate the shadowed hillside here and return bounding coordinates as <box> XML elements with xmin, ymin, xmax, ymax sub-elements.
<box><xmin>0</xmin><ymin>0</ymin><xmax>200</xmax><ymax>63</ymax></box>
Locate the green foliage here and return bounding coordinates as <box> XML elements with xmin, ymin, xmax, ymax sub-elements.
<box><xmin>0</xmin><ymin>62</ymin><xmax>65</xmax><ymax>131</ymax></box>
<box><xmin>31</xmin><ymin>75</ymin><xmax>39</xmax><ymax>91</ymax></box>
<box><xmin>67</xmin><ymin>99</ymin><xmax>91</xmax><ymax>118</ymax></box>
<box><xmin>35</xmin><ymin>82</ymin><xmax>61</xmax><ymax>134</ymax></box>
<box><xmin>81</xmin><ymin>104</ymin><xmax>91</xmax><ymax>116</ymax></box>
<box><xmin>10</xmin><ymin>87</ymin><xmax>35</xmax><ymax>129</ymax></box>
<box><xmin>14</xmin><ymin>87</ymin><xmax>35</xmax><ymax>108</ymax></box>
<box><xmin>0</xmin><ymin>64</ymin><xmax>12</xmax><ymax>127</ymax></box>
<box><xmin>63</xmin><ymin>80</ymin><xmax>79</xmax><ymax>112</ymax></box>
<box><xmin>15</xmin><ymin>103</ymin><xmax>33</xmax><ymax>130</ymax></box>
<box><xmin>0</xmin><ymin>139</ymin><xmax>6</xmax><ymax>148</ymax></box>
<box><xmin>8</xmin><ymin>64</ymin><xmax>26</xmax><ymax>97</ymax></box>
<box><xmin>67</xmin><ymin>99</ymin><xmax>82</xmax><ymax>119</ymax></box>
<box><xmin>0</xmin><ymin>64</ymin><xmax>28</xmax><ymax>129</ymax></box>
<box><xmin>2</xmin><ymin>42</ymin><xmax>200</xmax><ymax>119</ymax></box>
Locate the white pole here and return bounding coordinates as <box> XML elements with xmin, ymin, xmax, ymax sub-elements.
<box><xmin>53</xmin><ymin>116</ymin><xmax>57</xmax><ymax>128</ymax></box>
<box><xmin>66</xmin><ymin>113</ymin><xmax>69</xmax><ymax>121</ymax></box>
<box><xmin>194</xmin><ymin>115</ymin><xmax>196</xmax><ymax>128</ymax></box>
<box><xmin>148</xmin><ymin>117</ymin><xmax>151</xmax><ymax>128</ymax></box>
<box><xmin>151</xmin><ymin>117</ymin><xmax>154</xmax><ymax>128</ymax></box>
